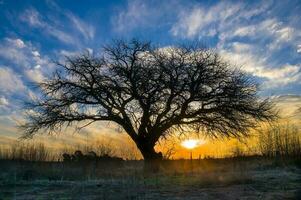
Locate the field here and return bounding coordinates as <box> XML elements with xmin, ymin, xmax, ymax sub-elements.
<box><xmin>0</xmin><ymin>158</ymin><xmax>300</xmax><ymax>200</ymax></box>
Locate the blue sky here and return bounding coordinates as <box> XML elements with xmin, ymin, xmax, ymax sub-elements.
<box><xmin>0</xmin><ymin>0</ymin><xmax>301</xmax><ymax>142</ymax></box>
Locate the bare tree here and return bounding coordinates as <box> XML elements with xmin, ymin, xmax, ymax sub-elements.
<box><xmin>161</xmin><ymin>142</ymin><xmax>177</xmax><ymax>160</ymax></box>
<box><xmin>21</xmin><ymin>39</ymin><xmax>276</xmax><ymax>160</ymax></box>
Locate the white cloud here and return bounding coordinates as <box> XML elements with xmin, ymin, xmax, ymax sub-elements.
<box><xmin>224</xmin><ymin>18</ymin><xmax>300</xmax><ymax>52</ymax></box>
<box><xmin>171</xmin><ymin>7</ymin><xmax>211</xmax><ymax>38</ymax></box>
<box><xmin>0</xmin><ymin>97</ymin><xmax>9</xmax><ymax>106</ymax></box>
<box><xmin>5</xmin><ymin>38</ymin><xmax>26</xmax><ymax>48</ymax></box>
<box><xmin>258</xmin><ymin>20</ymin><xmax>295</xmax><ymax>51</ymax></box>
<box><xmin>86</xmin><ymin>48</ymin><xmax>93</xmax><ymax>55</ymax></box>
<box><xmin>0</xmin><ymin>67</ymin><xmax>25</xmax><ymax>93</ymax></box>
<box><xmin>66</xmin><ymin>13</ymin><xmax>95</xmax><ymax>41</ymax></box>
<box><xmin>20</xmin><ymin>2</ymin><xmax>95</xmax><ymax>46</ymax></box>
<box><xmin>114</xmin><ymin>0</ymin><xmax>153</xmax><ymax>32</ymax></box>
<box><xmin>222</xmin><ymin>18</ymin><xmax>299</xmax><ymax>52</ymax></box>
<box><xmin>233</xmin><ymin>26</ymin><xmax>256</xmax><ymax>37</ymax></box>
<box><xmin>170</xmin><ymin>1</ymin><xmax>301</xmax><ymax>90</ymax></box>
<box><xmin>231</xmin><ymin>42</ymin><xmax>253</xmax><ymax>52</ymax></box>
<box><xmin>220</xmin><ymin>48</ymin><xmax>265</xmax><ymax>74</ymax></box>
<box><xmin>34</xmin><ymin>64</ymin><xmax>41</xmax><ymax>69</ymax></box>
<box><xmin>232</xmin><ymin>19</ymin><xmax>278</xmax><ymax>38</ymax></box>
<box><xmin>20</xmin><ymin>8</ymin><xmax>75</xmax><ymax>45</ymax></box>
<box><xmin>25</xmin><ymin>69</ymin><xmax>45</xmax><ymax>83</ymax></box>
<box><xmin>0</xmin><ymin>38</ymin><xmax>40</xmax><ymax>68</ymax></box>
<box><xmin>20</xmin><ymin>8</ymin><xmax>43</xmax><ymax>27</ymax></box>
<box><xmin>171</xmin><ymin>1</ymin><xmax>272</xmax><ymax>39</ymax></box>
<box><xmin>257</xmin><ymin>65</ymin><xmax>299</xmax><ymax>80</ymax></box>
<box><xmin>220</xmin><ymin>46</ymin><xmax>301</xmax><ymax>88</ymax></box>
<box><xmin>0</xmin><ymin>38</ymin><xmax>55</xmax><ymax>85</ymax></box>
<box><xmin>297</xmin><ymin>45</ymin><xmax>301</xmax><ymax>53</ymax></box>
<box><xmin>0</xmin><ymin>38</ymin><xmax>43</xmax><ymax>67</ymax></box>
<box><xmin>171</xmin><ymin>1</ymin><xmax>301</xmax><ymax>53</ymax></box>
<box><xmin>275</xmin><ymin>26</ymin><xmax>294</xmax><ymax>41</ymax></box>
<box><xmin>0</xmin><ymin>40</ymin><xmax>30</xmax><ymax>67</ymax></box>
<box><xmin>32</xmin><ymin>50</ymin><xmax>40</xmax><ymax>57</ymax></box>
<box><xmin>59</xmin><ymin>49</ymin><xmax>78</xmax><ymax>57</ymax></box>
<box><xmin>56</xmin><ymin>49</ymin><xmax>79</xmax><ymax>63</ymax></box>
<box><xmin>261</xmin><ymin>65</ymin><xmax>301</xmax><ymax>88</ymax></box>
<box><xmin>47</xmin><ymin>28</ymin><xmax>75</xmax><ymax>45</ymax></box>
<box><xmin>171</xmin><ymin>2</ymin><xmax>250</xmax><ymax>38</ymax></box>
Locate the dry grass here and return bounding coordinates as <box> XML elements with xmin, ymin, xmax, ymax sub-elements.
<box><xmin>258</xmin><ymin>123</ymin><xmax>301</xmax><ymax>157</ymax></box>
<box><xmin>0</xmin><ymin>142</ymin><xmax>54</xmax><ymax>161</ymax></box>
<box><xmin>0</xmin><ymin>158</ymin><xmax>300</xmax><ymax>199</ymax></box>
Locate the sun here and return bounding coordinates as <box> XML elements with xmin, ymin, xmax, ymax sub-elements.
<box><xmin>181</xmin><ymin>139</ymin><xmax>205</xmax><ymax>149</ymax></box>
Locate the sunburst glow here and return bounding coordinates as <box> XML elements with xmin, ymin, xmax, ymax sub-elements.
<box><xmin>181</xmin><ymin>139</ymin><xmax>206</xmax><ymax>149</ymax></box>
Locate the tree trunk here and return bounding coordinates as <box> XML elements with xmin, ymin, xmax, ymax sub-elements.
<box><xmin>136</xmin><ymin>141</ymin><xmax>163</xmax><ymax>161</ymax></box>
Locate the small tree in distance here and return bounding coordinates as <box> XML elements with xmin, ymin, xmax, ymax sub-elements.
<box><xmin>21</xmin><ymin>39</ymin><xmax>276</xmax><ymax>160</ymax></box>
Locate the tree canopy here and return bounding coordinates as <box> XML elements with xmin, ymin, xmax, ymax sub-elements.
<box><xmin>21</xmin><ymin>39</ymin><xmax>276</xmax><ymax>160</ymax></box>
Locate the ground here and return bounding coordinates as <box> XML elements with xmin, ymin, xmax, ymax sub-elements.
<box><xmin>0</xmin><ymin>158</ymin><xmax>300</xmax><ymax>200</ymax></box>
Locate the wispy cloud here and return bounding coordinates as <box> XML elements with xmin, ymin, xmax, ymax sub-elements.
<box><xmin>7</xmin><ymin>38</ymin><xmax>26</xmax><ymax>48</ymax></box>
<box><xmin>0</xmin><ymin>37</ymin><xmax>54</xmax><ymax>82</ymax></box>
<box><xmin>171</xmin><ymin>1</ymin><xmax>267</xmax><ymax>39</ymax></box>
<box><xmin>19</xmin><ymin>4</ymin><xmax>96</xmax><ymax>46</ymax></box>
<box><xmin>0</xmin><ymin>67</ymin><xmax>25</xmax><ymax>93</ymax></box>
<box><xmin>230</xmin><ymin>18</ymin><xmax>299</xmax><ymax>52</ymax></box>
<box><xmin>170</xmin><ymin>1</ymin><xmax>301</xmax><ymax>90</ymax></box>
<box><xmin>171</xmin><ymin>1</ymin><xmax>301</xmax><ymax>53</ymax></box>
<box><xmin>24</xmin><ymin>68</ymin><xmax>45</xmax><ymax>83</ymax></box>
<box><xmin>0</xmin><ymin>38</ymin><xmax>50</xmax><ymax>135</ymax></box>
<box><xmin>220</xmin><ymin>43</ymin><xmax>301</xmax><ymax>89</ymax></box>
<box><xmin>66</xmin><ymin>13</ymin><xmax>95</xmax><ymax>41</ymax></box>
<box><xmin>0</xmin><ymin>38</ymin><xmax>31</xmax><ymax>67</ymax></box>
<box><xmin>20</xmin><ymin>8</ymin><xmax>75</xmax><ymax>44</ymax></box>
<box><xmin>20</xmin><ymin>8</ymin><xmax>43</xmax><ymax>27</ymax></box>
<box><xmin>112</xmin><ymin>0</ymin><xmax>177</xmax><ymax>33</ymax></box>
<box><xmin>113</xmin><ymin>0</ymin><xmax>151</xmax><ymax>32</ymax></box>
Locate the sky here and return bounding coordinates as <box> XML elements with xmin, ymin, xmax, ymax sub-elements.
<box><xmin>0</xmin><ymin>0</ymin><xmax>301</xmax><ymax>156</ymax></box>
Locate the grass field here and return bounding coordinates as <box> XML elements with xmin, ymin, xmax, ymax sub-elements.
<box><xmin>0</xmin><ymin>158</ymin><xmax>300</xmax><ymax>200</ymax></box>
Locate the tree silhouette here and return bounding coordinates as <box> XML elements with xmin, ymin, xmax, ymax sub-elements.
<box><xmin>21</xmin><ymin>39</ymin><xmax>276</xmax><ymax>160</ymax></box>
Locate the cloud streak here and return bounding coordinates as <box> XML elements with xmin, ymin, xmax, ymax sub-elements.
<box><xmin>220</xmin><ymin>43</ymin><xmax>301</xmax><ymax>89</ymax></box>
<box><xmin>66</xmin><ymin>13</ymin><xmax>95</xmax><ymax>41</ymax></box>
<box><xmin>20</xmin><ymin>8</ymin><xmax>75</xmax><ymax>44</ymax></box>
<box><xmin>113</xmin><ymin>0</ymin><xmax>153</xmax><ymax>32</ymax></box>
